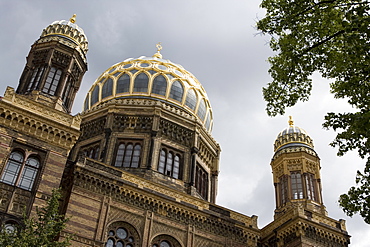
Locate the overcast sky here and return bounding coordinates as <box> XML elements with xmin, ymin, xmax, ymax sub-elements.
<box><xmin>0</xmin><ymin>1</ymin><xmax>369</xmax><ymax>246</ymax></box>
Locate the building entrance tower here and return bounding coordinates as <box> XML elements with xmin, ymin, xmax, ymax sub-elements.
<box><xmin>261</xmin><ymin>117</ymin><xmax>350</xmax><ymax>247</ymax></box>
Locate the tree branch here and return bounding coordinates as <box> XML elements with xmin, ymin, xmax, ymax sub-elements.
<box><xmin>301</xmin><ymin>30</ymin><xmax>345</xmax><ymax>55</ymax></box>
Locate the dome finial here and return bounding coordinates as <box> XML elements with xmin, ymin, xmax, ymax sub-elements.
<box><xmin>153</xmin><ymin>42</ymin><xmax>163</xmax><ymax>59</ymax></box>
<box><xmin>288</xmin><ymin>116</ymin><xmax>294</xmax><ymax>126</ymax></box>
<box><xmin>70</xmin><ymin>14</ymin><xmax>76</xmax><ymax>23</ymax></box>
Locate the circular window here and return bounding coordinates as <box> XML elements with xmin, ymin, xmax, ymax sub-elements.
<box><xmin>160</xmin><ymin>241</ymin><xmax>171</xmax><ymax>247</ymax></box>
<box><xmin>4</xmin><ymin>223</ymin><xmax>17</xmax><ymax>234</ymax></box>
<box><xmin>116</xmin><ymin>227</ymin><xmax>128</xmax><ymax>239</ymax></box>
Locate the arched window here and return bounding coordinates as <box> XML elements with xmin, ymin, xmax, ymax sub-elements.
<box><xmin>185</xmin><ymin>89</ymin><xmax>197</xmax><ymax>110</ymax></box>
<box><xmin>151</xmin><ymin>235</ymin><xmax>181</xmax><ymax>247</ymax></box>
<box><xmin>117</xmin><ymin>74</ymin><xmax>131</xmax><ymax>94</ymax></box>
<box><xmin>84</xmin><ymin>96</ymin><xmax>90</xmax><ymax>111</ymax></box>
<box><xmin>205</xmin><ymin>111</ymin><xmax>212</xmax><ymax>131</ymax></box>
<box><xmin>27</xmin><ymin>66</ymin><xmax>45</xmax><ymax>92</ymax></box>
<box><xmin>82</xmin><ymin>143</ymin><xmax>100</xmax><ymax>160</ymax></box>
<box><xmin>152</xmin><ymin>75</ymin><xmax>167</xmax><ymax>96</ymax></box>
<box><xmin>197</xmin><ymin>99</ymin><xmax>207</xmax><ymax>121</ymax></box>
<box><xmin>91</xmin><ymin>85</ymin><xmax>100</xmax><ymax>106</ymax></box>
<box><xmin>61</xmin><ymin>77</ymin><xmax>73</xmax><ymax>108</ymax></box>
<box><xmin>280</xmin><ymin>175</ymin><xmax>288</xmax><ymax>205</ymax></box>
<box><xmin>4</xmin><ymin>221</ymin><xmax>18</xmax><ymax>234</ymax></box>
<box><xmin>195</xmin><ymin>164</ymin><xmax>208</xmax><ymax>200</ymax></box>
<box><xmin>105</xmin><ymin>222</ymin><xmax>139</xmax><ymax>247</ymax></box>
<box><xmin>157</xmin><ymin>148</ymin><xmax>182</xmax><ymax>179</ymax></box>
<box><xmin>169</xmin><ymin>80</ymin><xmax>183</xmax><ymax>102</ymax></box>
<box><xmin>114</xmin><ymin>142</ymin><xmax>142</xmax><ymax>168</ymax></box>
<box><xmin>133</xmin><ymin>73</ymin><xmax>148</xmax><ymax>93</ymax></box>
<box><xmin>305</xmin><ymin>173</ymin><xmax>316</xmax><ymax>201</ymax></box>
<box><xmin>291</xmin><ymin>171</ymin><xmax>303</xmax><ymax>199</ymax></box>
<box><xmin>102</xmin><ymin>78</ymin><xmax>113</xmax><ymax>99</ymax></box>
<box><xmin>0</xmin><ymin>151</ymin><xmax>40</xmax><ymax>191</ymax></box>
<box><xmin>42</xmin><ymin>67</ymin><xmax>62</xmax><ymax>95</ymax></box>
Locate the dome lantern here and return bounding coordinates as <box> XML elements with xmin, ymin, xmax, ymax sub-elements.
<box><xmin>273</xmin><ymin>116</ymin><xmax>314</xmax><ymax>153</ymax></box>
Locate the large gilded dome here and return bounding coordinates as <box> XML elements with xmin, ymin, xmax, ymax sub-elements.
<box><xmin>83</xmin><ymin>45</ymin><xmax>213</xmax><ymax>132</ymax></box>
<box><xmin>274</xmin><ymin>116</ymin><xmax>314</xmax><ymax>152</ymax></box>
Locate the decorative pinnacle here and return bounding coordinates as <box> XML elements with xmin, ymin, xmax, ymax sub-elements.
<box><xmin>288</xmin><ymin>116</ymin><xmax>294</xmax><ymax>126</ymax></box>
<box><xmin>70</xmin><ymin>14</ymin><xmax>76</xmax><ymax>23</ymax></box>
<box><xmin>153</xmin><ymin>42</ymin><xmax>163</xmax><ymax>59</ymax></box>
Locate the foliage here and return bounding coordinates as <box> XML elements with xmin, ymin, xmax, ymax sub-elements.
<box><xmin>0</xmin><ymin>189</ymin><xmax>71</xmax><ymax>247</ymax></box>
<box><xmin>257</xmin><ymin>0</ymin><xmax>370</xmax><ymax>223</ymax></box>
<box><xmin>339</xmin><ymin>162</ymin><xmax>370</xmax><ymax>224</ymax></box>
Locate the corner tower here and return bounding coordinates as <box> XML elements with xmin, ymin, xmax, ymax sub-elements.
<box><xmin>272</xmin><ymin>116</ymin><xmax>326</xmax><ymax>216</ymax></box>
<box><xmin>261</xmin><ymin>117</ymin><xmax>350</xmax><ymax>247</ymax></box>
<box><xmin>16</xmin><ymin>14</ymin><xmax>88</xmax><ymax>113</ymax></box>
<box><xmin>0</xmin><ymin>16</ymin><xmax>84</xmax><ymax>227</ymax></box>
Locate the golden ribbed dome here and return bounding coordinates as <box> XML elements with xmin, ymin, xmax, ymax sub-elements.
<box><xmin>274</xmin><ymin>116</ymin><xmax>314</xmax><ymax>152</ymax></box>
<box><xmin>38</xmin><ymin>14</ymin><xmax>88</xmax><ymax>59</ymax></box>
<box><xmin>83</xmin><ymin>45</ymin><xmax>213</xmax><ymax>132</ymax></box>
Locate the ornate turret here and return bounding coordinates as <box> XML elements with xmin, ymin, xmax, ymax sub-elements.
<box><xmin>271</xmin><ymin>117</ymin><xmax>326</xmax><ymax>216</ymax></box>
<box><xmin>16</xmin><ymin>14</ymin><xmax>88</xmax><ymax>113</ymax></box>
<box><xmin>260</xmin><ymin>117</ymin><xmax>350</xmax><ymax>247</ymax></box>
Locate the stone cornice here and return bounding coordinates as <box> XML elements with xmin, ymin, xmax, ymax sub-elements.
<box><xmin>261</xmin><ymin>206</ymin><xmax>349</xmax><ymax>244</ymax></box>
<box><xmin>74</xmin><ymin>158</ymin><xmax>259</xmax><ymax>234</ymax></box>
<box><xmin>0</xmin><ymin>87</ymin><xmax>81</xmax><ymax>149</ymax></box>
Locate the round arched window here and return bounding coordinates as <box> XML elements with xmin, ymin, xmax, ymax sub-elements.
<box><xmin>151</xmin><ymin>235</ymin><xmax>181</xmax><ymax>247</ymax></box>
<box><xmin>152</xmin><ymin>241</ymin><xmax>171</xmax><ymax>247</ymax></box>
<box><xmin>105</xmin><ymin>222</ymin><xmax>139</xmax><ymax>247</ymax></box>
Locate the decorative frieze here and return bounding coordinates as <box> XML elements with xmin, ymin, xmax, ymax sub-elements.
<box><xmin>159</xmin><ymin>119</ymin><xmax>193</xmax><ymax>146</ymax></box>
<box><xmin>0</xmin><ymin>87</ymin><xmax>80</xmax><ymax>149</ymax></box>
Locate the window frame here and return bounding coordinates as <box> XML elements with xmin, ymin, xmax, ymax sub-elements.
<box><xmin>157</xmin><ymin>147</ymin><xmax>182</xmax><ymax>179</ymax></box>
<box><xmin>305</xmin><ymin>173</ymin><xmax>316</xmax><ymax>201</ymax></box>
<box><xmin>27</xmin><ymin>66</ymin><xmax>46</xmax><ymax>92</ymax></box>
<box><xmin>113</xmin><ymin>140</ymin><xmax>142</xmax><ymax>168</ymax></box>
<box><xmin>291</xmin><ymin>171</ymin><xmax>304</xmax><ymax>200</ymax></box>
<box><xmin>105</xmin><ymin>221</ymin><xmax>139</xmax><ymax>247</ymax></box>
<box><xmin>42</xmin><ymin>67</ymin><xmax>62</xmax><ymax>95</ymax></box>
<box><xmin>195</xmin><ymin>164</ymin><xmax>208</xmax><ymax>200</ymax></box>
<box><xmin>0</xmin><ymin>149</ymin><xmax>41</xmax><ymax>191</ymax></box>
<box><xmin>81</xmin><ymin>142</ymin><xmax>101</xmax><ymax>160</ymax></box>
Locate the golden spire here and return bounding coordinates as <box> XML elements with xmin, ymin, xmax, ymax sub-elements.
<box><xmin>70</xmin><ymin>14</ymin><xmax>76</xmax><ymax>23</ymax></box>
<box><xmin>153</xmin><ymin>42</ymin><xmax>163</xmax><ymax>59</ymax></box>
<box><xmin>288</xmin><ymin>116</ymin><xmax>294</xmax><ymax>127</ymax></box>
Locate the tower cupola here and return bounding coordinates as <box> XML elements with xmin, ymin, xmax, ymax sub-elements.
<box><xmin>16</xmin><ymin>15</ymin><xmax>88</xmax><ymax>113</ymax></box>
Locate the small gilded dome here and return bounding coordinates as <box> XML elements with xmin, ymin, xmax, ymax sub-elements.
<box><xmin>38</xmin><ymin>14</ymin><xmax>88</xmax><ymax>56</ymax></box>
<box><xmin>83</xmin><ymin>44</ymin><xmax>213</xmax><ymax>132</ymax></box>
<box><xmin>274</xmin><ymin>116</ymin><xmax>314</xmax><ymax>152</ymax></box>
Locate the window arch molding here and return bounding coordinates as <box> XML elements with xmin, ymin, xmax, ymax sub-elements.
<box><xmin>151</xmin><ymin>234</ymin><xmax>182</xmax><ymax>247</ymax></box>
